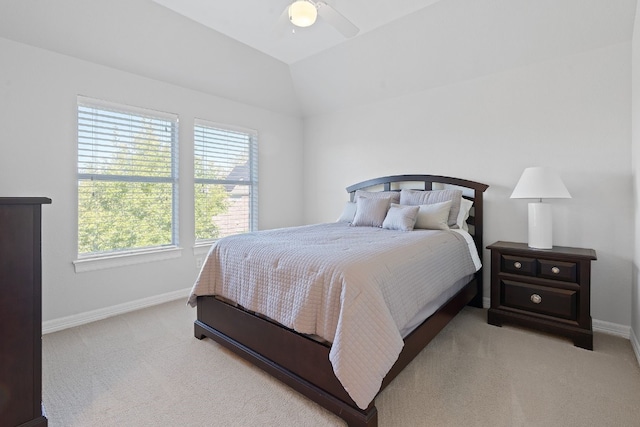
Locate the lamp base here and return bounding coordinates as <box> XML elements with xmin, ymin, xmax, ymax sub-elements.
<box><xmin>528</xmin><ymin>202</ymin><xmax>552</xmax><ymax>249</ymax></box>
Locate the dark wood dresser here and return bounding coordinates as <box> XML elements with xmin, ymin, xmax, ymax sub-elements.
<box><xmin>487</xmin><ymin>241</ymin><xmax>597</xmax><ymax>350</ymax></box>
<box><xmin>0</xmin><ymin>197</ymin><xmax>51</xmax><ymax>427</ymax></box>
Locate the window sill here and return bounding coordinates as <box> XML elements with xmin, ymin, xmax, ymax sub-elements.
<box><xmin>193</xmin><ymin>241</ymin><xmax>215</xmax><ymax>256</ymax></box>
<box><xmin>73</xmin><ymin>246</ymin><xmax>183</xmax><ymax>273</ymax></box>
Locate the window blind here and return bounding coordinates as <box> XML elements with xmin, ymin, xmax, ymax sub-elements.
<box><xmin>194</xmin><ymin>119</ymin><xmax>258</xmax><ymax>241</ymax></box>
<box><xmin>77</xmin><ymin>96</ymin><xmax>179</xmax><ymax>255</ymax></box>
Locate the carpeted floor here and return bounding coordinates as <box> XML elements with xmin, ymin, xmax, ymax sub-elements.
<box><xmin>42</xmin><ymin>299</ymin><xmax>640</xmax><ymax>426</ymax></box>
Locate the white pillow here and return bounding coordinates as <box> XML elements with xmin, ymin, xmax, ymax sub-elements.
<box><xmin>382</xmin><ymin>204</ymin><xmax>420</xmax><ymax>231</ymax></box>
<box><xmin>352</xmin><ymin>197</ymin><xmax>390</xmax><ymax>227</ymax></box>
<box><xmin>337</xmin><ymin>201</ymin><xmax>357</xmax><ymax>223</ymax></box>
<box><xmin>399</xmin><ymin>189</ymin><xmax>462</xmax><ymax>228</ymax></box>
<box><xmin>456</xmin><ymin>198</ymin><xmax>473</xmax><ymax>231</ymax></box>
<box><xmin>414</xmin><ymin>200</ymin><xmax>452</xmax><ymax>230</ymax></box>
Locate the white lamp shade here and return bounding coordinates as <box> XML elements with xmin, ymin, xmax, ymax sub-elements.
<box><xmin>510</xmin><ymin>166</ymin><xmax>571</xmax><ymax>199</ymax></box>
<box><xmin>289</xmin><ymin>1</ymin><xmax>317</xmax><ymax>27</ymax></box>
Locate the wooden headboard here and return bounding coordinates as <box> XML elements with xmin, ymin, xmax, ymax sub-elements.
<box><xmin>346</xmin><ymin>174</ymin><xmax>489</xmax><ymax>257</ymax></box>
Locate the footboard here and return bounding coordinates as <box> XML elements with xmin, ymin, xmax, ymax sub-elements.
<box><xmin>195</xmin><ymin>278</ymin><xmax>478</xmax><ymax>427</ymax></box>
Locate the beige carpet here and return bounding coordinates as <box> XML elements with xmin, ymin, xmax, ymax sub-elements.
<box><xmin>42</xmin><ymin>300</ymin><xmax>640</xmax><ymax>426</ymax></box>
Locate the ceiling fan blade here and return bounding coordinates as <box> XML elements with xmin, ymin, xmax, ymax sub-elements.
<box><xmin>272</xmin><ymin>4</ymin><xmax>292</xmax><ymax>37</ymax></box>
<box><xmin>316</xmin><ymin>1</ymin><xmax>359</xmax><ymax>38</ymax></box>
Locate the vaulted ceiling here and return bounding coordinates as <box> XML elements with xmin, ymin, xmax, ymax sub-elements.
<box><xmin>150</xmin><ymin>0</ymin><xmax>444</xmax><ymax>64</ymax></box>
<box><xmin>0</xmin><ymin>0</ymin><xmax>636</xmax><ymax>118</ymax></box>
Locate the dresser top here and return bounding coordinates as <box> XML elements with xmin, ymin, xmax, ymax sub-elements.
<box><xmin>0</xmin><ymin>197</ymin><xmax>52</xmax><ymax>205</ymax></box>
<box><xmin>487</xmin><ymin>241</ymin><xmax>597</xmax><ymax>260</ymax></box>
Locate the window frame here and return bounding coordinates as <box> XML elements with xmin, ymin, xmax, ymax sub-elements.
<box><xmin>75</xmin><ymin>96</ymin><xmax>180</xmax><ymax>270</ymax></box>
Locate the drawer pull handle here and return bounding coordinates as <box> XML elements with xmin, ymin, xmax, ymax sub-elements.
<box><xmin>551</xmin><ymin>266</ymin><xmax>560</xmax><ymax>274</ymax></box>
<box><xmin>513</xmin><ymin>262</ymin><xmax>522</xmax><ymax>269</ymax></box>
<box><xmin>530</xmin><ymin>294</ymin><xmax>542</xmax><ymax>304</ymax></box>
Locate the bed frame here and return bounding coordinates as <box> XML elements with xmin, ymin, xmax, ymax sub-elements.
<box><xmin>194</xmin><ymin>174</ymin><xmax>488</xmax><ymax>426</ymax></box>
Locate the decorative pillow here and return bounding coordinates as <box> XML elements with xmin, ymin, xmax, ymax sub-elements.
<box><xmin>352</xmin><ymin>197</ymin><xmax>390</xmax><ymax>227</ymax></box>
<box><xmin>399</xmin><ymin>189</ymin><xmax>462</xmax><ymax>228</ymax></box>
<box><xmin>456</xmin><ymin>198</ymin><xmax>473</xmax><ymax>231</ymax></box>
<box><xmin>354</xmin><ymin>190</ymin><xmax>400</xmax><ymax>205</ymax></box>
<box><xmin>382</xmin><ymin>204</ymin><xmax>420</xmax><ymax>231</ymax></box>
<box><xmin>414</xmin><ymin>200</ymin><xmax>452</xmax><ymax>230</ymax></box>
<box><xmin>337</xmin><ymin>201</ymin><xmax>357</xmax><ymax>223</ymax></box>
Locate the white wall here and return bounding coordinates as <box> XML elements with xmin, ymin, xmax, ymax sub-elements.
<box><xmin>0</xmin><ymin>38</ymin><xmax>304</xmax><ymax>323</ymax></box>
<box><xmin>303</xmin><ymin>42</ymin><xmax>633</xmax><ymax>328</ymax></box>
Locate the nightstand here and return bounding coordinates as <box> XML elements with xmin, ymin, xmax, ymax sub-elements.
<box><xmin>487</xmin><ymin>241</ymin><xmax>597</xmax><ymax>350</ymax></box>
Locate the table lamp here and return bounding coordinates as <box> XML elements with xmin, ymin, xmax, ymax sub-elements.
<box><xmin>510</xmin><ymin>166</ymin><xmax>571</xmax><ymax>249</ymax></box>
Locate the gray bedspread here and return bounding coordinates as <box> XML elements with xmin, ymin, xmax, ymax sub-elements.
<box><xmin>188</xmin><ymin>222</ymin><xmax>477</xmax><ymax>409</ymax></box>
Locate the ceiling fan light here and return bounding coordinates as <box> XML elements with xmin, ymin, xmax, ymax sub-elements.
<box><xmin>289</xmin><ymin>1</ymin><xmax>317</xmax><ymax>28</ymax></box>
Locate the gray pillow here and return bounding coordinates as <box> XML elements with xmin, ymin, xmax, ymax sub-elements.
<box><xmin>352</xmin><ymin>196</ymin><xmax>390</xmax><ymax>227</ymax></box>
<box><xmin>354</xmin><ymin>190</ymin><xmax>400</xmax><ymax>204</ymax></box>
<box><xmin>399</xmin><ymin>189</ymin><xmax>463</xmax><ymax>228</ymax></box>
<box><xmin>382</xmin><ymin>204</ymin><xmax>420</xmax><ymax>231</ymax></box>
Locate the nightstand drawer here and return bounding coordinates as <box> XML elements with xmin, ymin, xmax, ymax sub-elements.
<box><xmin>502</xmin><ymin>280</ymin><xmax>577</xmax><ymax>320</ymax></box>
<box><xmin>501</xmin><ymin>254</ymin><xmax>536</xmax><ymax>276</ymax></box>
<box><xmin>538</xmin><ymin>259</ymin><xmax>577</xmax><ymax>282</ymax></box>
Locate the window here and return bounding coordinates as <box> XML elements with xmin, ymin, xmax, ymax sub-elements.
<box><xmin>194</xmin><ymin>120</ymin><xmax>258</xmax><ymax>242</ymax></box>
<box><xmin>77</xmin><ymin>97</ymin><xmax>179</xmax><ymax>257</ymax></box>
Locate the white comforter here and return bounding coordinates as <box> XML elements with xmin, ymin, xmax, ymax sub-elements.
<box><xmin>188</xmin><ymin>222</ymin><xmax>478</xmax><ymax>409</ymax></box>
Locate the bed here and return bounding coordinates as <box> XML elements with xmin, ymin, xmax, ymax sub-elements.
<box><xmin>189</xmin><ymin>174</ymin><xmax>488</xmax><ymax>426</ymax></box>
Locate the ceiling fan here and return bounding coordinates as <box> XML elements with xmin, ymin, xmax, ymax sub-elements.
<box><xmin>279</xmin><ymin>0</ymin><xmax>359</xmax><ymax>38</ymax></box>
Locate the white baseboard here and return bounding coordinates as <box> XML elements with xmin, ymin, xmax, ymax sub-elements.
<box><xmin>43</xmin><ymin>287</ymin><xmax>191</xmax><ymax>334</ymax></box>
<box><xmin>631</xmin><ymin>328</ymin><xmax>640</xmax><ymax>367</ymax></box>
<box><xmin>592</xmin><ymin>319</ymin><xmax>631</xmax><ymax>339</ymax></box>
